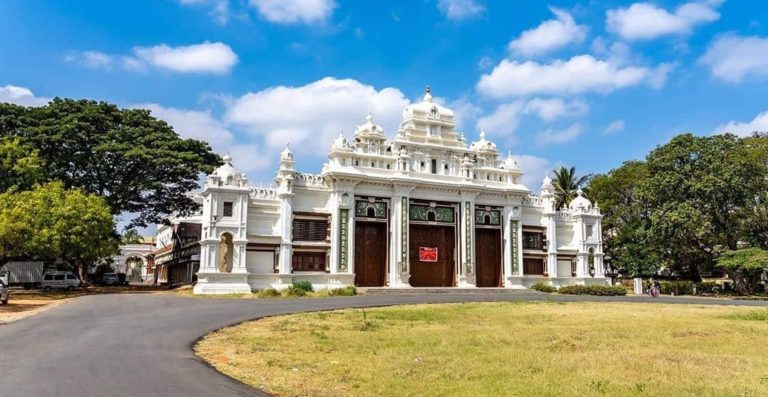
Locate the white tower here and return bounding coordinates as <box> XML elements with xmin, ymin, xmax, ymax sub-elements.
<box><xmin>194</xmin><ymin>154</ymin><xmax>252</xmax><ymax>294</ymax></box>
<box><xmin>569</xmin><ymin>188</ymin><xmax>606</xmax><ymax>281</ymax></box>
<box><xmin>540</xmin><ymin>173</ymin><xmax>559</xmax><ymax>278</ymax></box>
<box><xmin>275</xmin><ymin>145</ymin><xmax>296</xmax><ymax>277</ymax></box>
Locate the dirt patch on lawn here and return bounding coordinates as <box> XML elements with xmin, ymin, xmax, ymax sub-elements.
<box><xmin>0</xmin><ymin>298</ymin><xmax>71</xmax><ymax>324</ymax></box>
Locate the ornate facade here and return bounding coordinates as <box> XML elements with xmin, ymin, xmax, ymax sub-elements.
<box><xmin>193</xmin><ymin>88</ymin><xmax>605</xmax><ymax>294</ymax></box>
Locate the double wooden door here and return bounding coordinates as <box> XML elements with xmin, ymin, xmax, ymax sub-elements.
<box><xmin>354</xmin><ymin>221</ymin><xmax>387</xmax><ymax>287</ymax></box>
<box><xmin>475</xmin><ymin>228</ymin><xmax>502</xmax><ymax>287</ymax></box>
<box><xmin>409</xmin><ymin>224</ymin><xmax>455</xmax><ymax>287</ymax></box>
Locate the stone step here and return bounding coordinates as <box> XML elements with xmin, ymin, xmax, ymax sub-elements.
<box><xmin>360</xmin><ymin>287</ymin><xmax>543</xmax><ymax>295</ymax></box>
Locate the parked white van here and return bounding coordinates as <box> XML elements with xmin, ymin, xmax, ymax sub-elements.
<box><xmin>41</xmin><ymin>271</ymin><xmax>81</xmax><ymax>292</ymax></box>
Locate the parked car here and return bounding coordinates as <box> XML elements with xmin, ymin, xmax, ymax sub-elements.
<box><xmin>41</xmin><ymin>271</ymin><xmax>81</xmax><ymax>292</ymax></box>
<box><xmin>102</xmin><ymin>273</ymin><xmax>120</xmax><ymax>286</ymax></box>
<box><xmin>0</xmin><ymin>268</ymin><xmax>9</xmax><ymax>304</ymax></box>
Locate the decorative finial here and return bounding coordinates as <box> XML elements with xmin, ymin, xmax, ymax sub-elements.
<box><xmin>507</xmin><ymin>149</ymin><xmax>512</xmax><ymax>159</ymax></box>
<box><xmin>479</xmin><ymin>128</ymin><xmax>486</xmax><ymax>140</ymax></box>
<box><xmin>223</xmin><ymin>153</ymin><xmax>232</xmax><ymax>164</ymax></box>
<box><xmin>576</xmin><ymin>187</ymin><xmax>584</xmax><ymax>196</ymax></box>
<box><xmin>423</xmin><ymin>85</ymin><xmax>433</xmax><ymax>102</ymax></box>
<box><xmin>366</xmin><ymin>112</ymin><xmax>373</xmax><ymax>123</ymax></box>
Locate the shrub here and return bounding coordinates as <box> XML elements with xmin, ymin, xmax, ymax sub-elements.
<box><xmin>329</xmin><ymin>286</ymin><xmax>357</xmax><ymax>296</ymax></box>
<box><xmin>530</xmin><ymin>282</ymin><xmax>557</xmax><ymax>293</ymax></box>
<box><xmin>694</xmin><ymin>282</ymin><xmax>721</xmax><ymax>294</ymax></box>
<box><xmin>559</xmin><ymin>284</ymin><xmax>627</xmax><ymax>296</ymax></box>
<box><xmin>257</xmin><ymin>288</ymin><xmax>280</xmax><ymax>298</ymax></box>
<box><xmin>659</xmin><ymin>281</ymin><xmax>694</xmax><ymax>295</ymax></box>
<box><xmin>292</xmin><ymin>280</ymin><xmax>314</xmax><ymax>292</ymax></box>
<box><xmin>283</xmin><ymin>285</ymin><xmax>307</xmax><ymax>297</ymax></box>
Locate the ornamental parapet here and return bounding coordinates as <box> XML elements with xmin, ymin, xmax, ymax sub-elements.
<box><xmin>250</xmin><ymin>185</ymin><xmax>278</xmax><ymax>200</ymax></box>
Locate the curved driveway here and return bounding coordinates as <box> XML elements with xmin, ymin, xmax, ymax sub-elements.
<box><xmin>1</xmin><ymin>292</ymin><xmax>767</xmax><ymax>397</ymax></box>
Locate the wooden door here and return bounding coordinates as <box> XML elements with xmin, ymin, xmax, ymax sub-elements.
<box><xmin>354</xmin><ymin>222</ymin><xmax>387</xmax><ymax>286</ymax></box>
<box><xmin>475</xmin><ymin>228</ymin><xmax>502</xmax><ymax>287</ymax></box>
<box><xmin>523</xmin><ymin>258</ymin><xmax>545</xmax><ymax>275</ymax></box>
<box><xmin>409</xmin><ymin>224</ymin><xmax>455</xmax><ymax>287</ymax></box>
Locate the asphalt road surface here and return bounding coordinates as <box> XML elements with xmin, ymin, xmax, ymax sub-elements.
<box><xmin>1</xmin><ymin>292</ymin><xmax>766</xmax><ymax>397</ymax></box>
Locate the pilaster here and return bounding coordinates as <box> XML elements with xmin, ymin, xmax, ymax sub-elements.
<box><xmin>458</xmin><ymin>190</ymin><xmax>478</xmax><ymax>287</ymax></box>
<box><xmin>391</xmin><ymin>184</ymin><xmax>414</xmax><ymax>287</ymax></box>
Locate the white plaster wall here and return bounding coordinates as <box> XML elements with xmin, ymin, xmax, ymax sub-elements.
<box><xmin>246</xmin><ymin>251</ymin><xmax>274</xmax><ymax>273</ymax></box>
<box><xmin>293</xmin><ymin>191</ymin><xmax>330</xmax><ymax>213</ymax></box>
<box><xmin>246</xmin><ymin>212</ymin><xmax>279</xmax><ymax>236</ymax></box>
<box><xmin>522</xmin><ymin>209</ymin><xmax>545</xmax><ymax>226</ymax></box>
<box><xmin>557</xmin><ymin>259</ymin><xmax>572</xmax><ymax>277</ymax></box>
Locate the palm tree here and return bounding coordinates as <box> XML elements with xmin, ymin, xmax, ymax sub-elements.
<box><xmin>551</xmin><ymin>166</ymin><xmax>591</xmax><ymax>209</ymax></box>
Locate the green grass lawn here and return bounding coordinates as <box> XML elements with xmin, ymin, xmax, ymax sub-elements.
<box><xmin>195</xmin><ymin>302</ymin><xmax>768</xmax><ymax>397</ymax></box>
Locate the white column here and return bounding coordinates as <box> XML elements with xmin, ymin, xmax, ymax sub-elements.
<box><xmin>278</xmin><ymin>194</ymin><xmax>293</xmax><ymax>274</ymax></box>
<box><xmin>503</xmin><ymin>206</ymin><xmax>514</xmax><ymax>282</ymax></box>
<box><xmin>391</xmin><ymin>185</ymin><xmax>413</xmax><ymax>287</ymax></box>
<box><xmin>546</xmin><ymin>213</ymin><xmax>558</xmax><ymax>277</ymax></box>
<box><xmin>329</xmin><ymin>191</ymin><xmax>341</xmax><ymax>274</ymax></box>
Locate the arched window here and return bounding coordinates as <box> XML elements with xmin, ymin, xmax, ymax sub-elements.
<box><xmin>430</xmin><ymin>159</ymin><xmax>437</xmax><ymax>174</ymax></box>
<box><xmin>367</xmin><ymin>207</ymin><xmax>376</xmax><ymax>218</ymax></box>
<box><xmin>427</xmin><ymin>210</ymin><xmax>436</xmax><ymax>222</ymax></box>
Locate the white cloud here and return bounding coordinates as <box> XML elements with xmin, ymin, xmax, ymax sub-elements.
<box><xmin>225</xmin><ymin>77</ymin><xmax>410</xmax><ymax>156</ymax></box>
<box><xmin>133</xmin><ymin>42</ymin><xmax>238</xmax><ymax>74</ymax></box>
<box><xmin>524</xmin><ymin>98</ymin><xmax>588</xmax><ymax>121</ymax></box>
<box><xmin>0</xmin><ymin>85</ymin><xmax>49</xmax><ymax>106</ymax></box>
<box><xmin>178</xmin><ymin>0</ymin><xmax>230</xmax><ymax>24</ymax></box>
<box><xmin>134</xmin><ymin>103</ymin><xmax>234</xmax><ymax>150</ymax></box>
<box><xmin>476</xmin><ymin>101</ymin><xmax>526</xmax><ymax>138</ymax></box>
<box><xmin>700</xmin><ymin>34</ymin><xmax>768</xmax><ymax>83</ymax></box>
<box><xmin>475</xmin><ymin>98</ymin><xmax>588</xmax><ymax>139</ymax></box>
<box><xmin>81</xmin><ymin>51</ymin><xmax>113</xmax><ymax>69</ymax></box>
<box><xmin>536</xmin><ymin>123</ymin><xmax>582</xmax><ymax>144</ymax></box>
<box><xmin>477</xmin><ymin>55</ymin><xmax>671</xmax><ymax>98</ymax></box>
<box><xmin>508</xmin><ymin>8</ymin><xmax>587</xmax><ymax>57</ymax></box>
<box><xmin>249</xmin><ymin>0</ymin><xmax>335</xmax><ymax>24</ymax></box>
<box><xmin>437</xmin><ymin>0</ymin><xmax>485</xmax><ymax>21</ymax></box>
<box><xmin>606</xmin><ymin>1</ymin><xmax>722</xmax><ymax>41</ymax></box>
<box><xmin>512</xmin><ymin>154</ymin><xmax>551</xmax><ymax>190</ymax></box>
<box><xmin>604</xmin><ymin>119</ymin><xmax>626</xmax><ymax>134</ymax></box>
<box><xmin>133</xmin><ymin>102</ymin><xmax>273</xmax><ymax>177</ymax></box>
<box><xmin>713</xmin><ymin>111</ymin><xmax>768</xmax><ymax>137</ymax></box>
<box><xmin>68</xmin><ymin>42</ymin><xmax>238</xmax><ymax>74</ymax></box>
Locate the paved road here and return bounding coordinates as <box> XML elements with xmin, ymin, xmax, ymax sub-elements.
<box><xmin>1</xmin><ymin>292</ymin><xmax>766</xmax><ymax>397</ymax></box>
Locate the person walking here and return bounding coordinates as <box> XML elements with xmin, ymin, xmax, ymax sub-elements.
<box><xmin>652</xmin><ymin>279</ymin><xmax>661</xmax><ymax>298</ymax></box>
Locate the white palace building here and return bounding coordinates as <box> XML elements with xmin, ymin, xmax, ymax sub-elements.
<box><xmin>193</xmin><ymin>88</ymin><xmax>606</xmax><ymax>294</ymax></box>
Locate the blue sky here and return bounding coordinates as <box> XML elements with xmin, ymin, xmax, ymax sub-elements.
<box><xmin>2</xmin><ymin>0</ymin><xmax>768</xmax><ymax>194</ymax></box>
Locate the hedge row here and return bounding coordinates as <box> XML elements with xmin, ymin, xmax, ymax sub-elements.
<box><xmin>558</xmin><ymin>284</ymin><xmax>627</xmax><ymax>296</ymax></box>
<box><xmin>530</xmin><ymin>283</ymin><xmax>627</xmax><ymax>296</ymax></box>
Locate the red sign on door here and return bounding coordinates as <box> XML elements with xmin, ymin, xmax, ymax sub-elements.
<box><xmin>419</xmin><ymin>247</ymin><xmax>438</xmax><ymax>262</ymax></box>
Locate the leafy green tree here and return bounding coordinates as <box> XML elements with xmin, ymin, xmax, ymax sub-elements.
<box><xmin>0</xmin><ymin>137</ymin><xmax>42</xmax><ymax>192</ymax></box>
<box><xmin>737</xmin><ymin>133</ymin><xmax>768</xmax><ymax>249</ymax></box>
<box><xmin>717</xmin><ymin>248</ymin><xmax>768</xmax><ymax>294</ymax></box>
<box><xmin>551</xmin><ymin>166</ymin><xmax>590</xmax><ymax>209</ymax></box>
<box><xmin>589</xmin><ymin>161</ymin><xmax>659</xmax><ymax>276</ymax></box>
<box><xmin>0</xmin><ymin>99</ymin><xmax>221</xmax><ymax>227</ymax></box>
<box><xmin>640</xmin><ymin>133</ymin><xmax>766</xmax><ymax>276</ymax></box>
<box><xmin>0</xmin><ymin>182</ymin><xmax>118</xmax><ymax>279</ymax></box>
